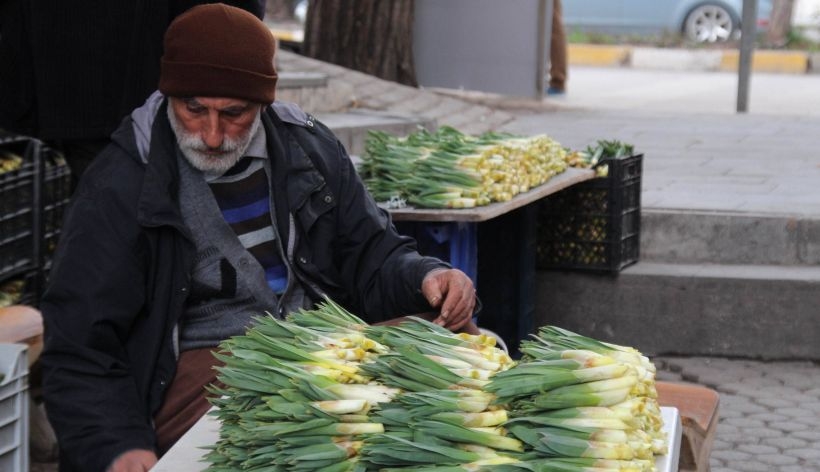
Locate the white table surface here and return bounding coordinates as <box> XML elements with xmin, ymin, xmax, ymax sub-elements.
<box><xmin>153</xmin><ymin>406</ymin><xmax>682</xmax><ymax>471</ymax></box>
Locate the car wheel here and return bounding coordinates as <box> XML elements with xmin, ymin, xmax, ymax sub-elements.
<box><xmin>683</xmin><ymin>4</ymin><xmax>737</xmax><ymax>42</ymax></box>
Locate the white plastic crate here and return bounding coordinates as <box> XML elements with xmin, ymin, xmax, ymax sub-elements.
<box><xmin>0</xmin><ymin>343</ymin><xmax>28</xmax><ymax>472</ymax></box>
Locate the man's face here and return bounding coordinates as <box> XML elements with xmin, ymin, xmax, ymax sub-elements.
<box><xmin>167</xmin><ymin>96</ymin><xmax>262</xmax><ymax>174</ymax></box>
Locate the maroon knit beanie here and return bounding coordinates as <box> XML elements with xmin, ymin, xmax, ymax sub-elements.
<box><xmin>159</xmin><ymin>3</ymin><xmax>278</xmax><ymax>103</ymax></box>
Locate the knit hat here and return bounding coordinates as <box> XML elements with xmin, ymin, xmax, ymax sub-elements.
<box><xmin>159</xmin><ymin>3</ymin><xmax>278</xmax><ymax>103</ymax></box>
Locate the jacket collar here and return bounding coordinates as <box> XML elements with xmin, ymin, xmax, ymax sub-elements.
<box><xmin>135</xmin><ymin>98</ymin><xmax>190</xmax><ymax>235</ymax></box>
<box><xmin>263</xmin><ymin>108</ymin><xmax>326</xmax><ymax>212</ymax></box>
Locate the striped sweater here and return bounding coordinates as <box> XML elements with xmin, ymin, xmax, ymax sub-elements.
<box><xmin>208</xmin><ymin>156</ymin><xmax>287</xmax><ymax>294</ymax></box>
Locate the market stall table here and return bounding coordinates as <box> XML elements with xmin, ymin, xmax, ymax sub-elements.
<box><xmin>153</xmin><ymin>406</ymin><xmax>682</xmax><ymax>471</ymax></box>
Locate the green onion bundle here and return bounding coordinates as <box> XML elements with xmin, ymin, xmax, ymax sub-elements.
<box><xmin>483</xmin><ymin>326</ymin><xmax>667</xmax><ymax>471</ymax></box>
<box><xmin>204</xmin><ymin>300</ymin><xmax>396</xmax><ymax>471</ymax></box>
<box><xmin>204</xmin><ymin>301</ymin><xmax>666</xmax><ymax>471</ymax></box>
<box><xmin>359</xmin><ymin>318</ymin><xmax>520</xmax><ymax>469</ymax></box>
<box><xmin>358</xmin><ymin>126</ymin><xmax>570</xmax><ymax>208</ymax></box>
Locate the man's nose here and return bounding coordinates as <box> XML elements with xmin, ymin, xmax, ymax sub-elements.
<box><xmin>202</xmin><ymin>111</ymin><xmax>224</xmax><ymax>149</ymax></box>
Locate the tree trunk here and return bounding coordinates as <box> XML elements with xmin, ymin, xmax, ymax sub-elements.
<box><xmin>766</xmin><ymin>0</ymin><xmax>795</xmax><ymax>46</ymax></box>
<box><xmin>303</xmin><ymin>0</ymin><xmax>417</xmax><ymax>86</ymax></box>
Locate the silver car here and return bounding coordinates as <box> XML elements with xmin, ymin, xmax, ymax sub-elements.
<box><xmin>563</xmin><ymin>0</ymin><xmax>773</xmax><ymax>43</ymax></box>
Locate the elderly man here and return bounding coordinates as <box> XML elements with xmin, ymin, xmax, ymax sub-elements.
<box><xmin>39</xmin><ymin>4</ymin><xmax>476</xmax><ymax>471</ymax></box>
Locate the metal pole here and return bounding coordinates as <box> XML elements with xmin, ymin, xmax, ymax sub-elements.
<box><xmin>536</xmin><ymin>0</ymin><xmax>553</xmax><ymax>100</ymax></box>
<box><xmin>737</xmin><ymin>0</ymin><xmax>758</xmax><ymax>113</ymax></box>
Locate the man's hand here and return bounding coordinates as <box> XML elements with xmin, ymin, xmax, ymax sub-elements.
<box><xmin>421</xmin><ymin>268</ymin><xmax>476</xmax><ymax>331</ymax></box>
<box><xmin>106</xmin><ymin>449</ymin><xmax>158</xmax><ymax>472</ymax></box>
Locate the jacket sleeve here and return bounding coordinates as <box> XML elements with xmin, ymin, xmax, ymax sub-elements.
<box><xmin>39</xmin><ymin>172</ymin><xmax>154</xmax><ymax>471</ymax></box>
<box><xmin>329</xmin><ymin>140</ymin><xmax>450</xmax><ymax>321</ymax></box>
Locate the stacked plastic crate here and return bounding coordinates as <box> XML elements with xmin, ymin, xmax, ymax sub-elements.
<box><xmin>0</xmin><ymin>343</ymin><xmax>29</xmax><ymax>472</ymax></box>
<box><xmin>0</xmin><ymin>133</ymin><xmax>71</xmax><ymax>307</ymax></box>
<box><xmin>41</xmin><ymin>146</ymin><xmax>72</xmax><ymax>275</ymax></box>
<box><xmin>0</xmin><ymin>134</ymin><xmax>39</xmax><ymax>307</ymax></box>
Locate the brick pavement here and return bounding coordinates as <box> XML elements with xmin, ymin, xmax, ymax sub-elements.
<box><xmin>655</xmin><ymin>357</ymin><xmax>820</xmax><ymax>471</ymax></box>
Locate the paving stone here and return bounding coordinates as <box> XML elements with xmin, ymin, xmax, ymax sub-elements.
<box><xmin>421</xmin><ymin>99</ymin><xmax>474</xmax><ymax>122</ymax></box>
<box><xmin>711</xmin><ymin>449</ymin><xmax>753</xmax><ymax>462</ymax></box>
<box><xmin>720</xmin><ymin>397</ymin><xmax>768</xmax><ymax>414</ymax></box>
<box><xmin>750</xmin><ymin>385</ymin><xmax>805</xmax><ymax>398</ymax></box>
<box><xmin>781</xmin><ymin>466</ymin><xmax>820</xmax><ymax>472</ymax></box>
<box><xmin>680</xmin><ymin>365</ymin><xmax>736</xmax><ymax>383</ymax></box>
<box><xmin>728</xmin><ymin>460</ymin><xmax>776</xmax><ymax>471</ymax></box>
<box><xmin>710</xmin><ymin>466</ymin><xmax>741</xmax><ymax>472</ymax></box>
<box><xmin>715</xmin><ymin>431</ymin><xmax>756</xmax><ymax>444</ymax></box>
<box><xmin>755</xmin><ymin>397</ymin><xmax>797</xmax><ymax>409</ymax></box>
<box><xmin>792</xmin><ymin>415</ymin><xmax>820</xmax><ymax>428</ymax></box>
<box><xmin>738</xmin><ymin>444</ymin><xmax>779</xmax><ymax>455</ymax></box>
<box><xmin>712</xmin><ymin>438</ymin><xmax>732</xmax><ymax>450</ymax></box>
<box><xmin>734</xmin><ymin>376</ymin><xmax>782</xmax><ymax>388</ymax></box>
<box><xmin>763</xmin><ymin>436</ymin><xmax>809</xmax><ymax>450</ymax></box>
<box><xmin>801</xmin><ymin>401</ymin><xmax>820</xmax><ymax>413</ymax></box>
<box><xmin>710</xmin><ymin>458</ymin><xmax>728</xmax><ymax>468</ymax></box>
<box><xmin>787</xmin><ymin>448</ymin><xmax>820</xmax><ymax>460</ymax></box>
<box><xmin>756</xmin><ymin>453</ymin><xmax>800</xmax><ymax>465</ymax></box>
<box><xmin>767</xmin><ymin>369</ymin><xmax>820</xmax><ymax>389</ymax></box>
<box><xmin>723</xmin><ymin>417</ymin><xmax>766</xmax><ymax>429</ymax></box>
<box><xmin>778</xmin><ymin>407</ymin><xmax>817</xmax><ymax>419</ymax></box>
<box><xmin>773</xmin><ymin>393</ymin><xmax>820</xmax><ymax>405</ymax></box>
<box><xmin>716</xmin><ymin>382</ymin><xmax>747</xmax><ymax>395</ymax></box>
<box><xmin>792</xmin><ymin>430</ymin><xmax>820</xmax><ymax>441</ymax></box>
<box><xmin>390</xmin><ymin>93</ymin><xmax>445</xmax><ymax>114</ymax></box>
<box><xmin>716</xmin><ymin>423</ymin><xmax>741</xmax><ymax>435</ymax></box>
<box><xmin>742</xmin><ymin>427</ymin><xmax>786</xmax><ymax>439</ymax></box>
<box><xmin>718</xmin><ymin>408</ymin><xmax>743</xmax><ymax>419</ymax></box>
<box><xmin>748</xmin><ymin>412</ymin><xmax>790</xmax><ymax>423</ymax></box>
<box><xmin>769</xmin><ymin>421</ymin><xmax>812</xmax><ymax>433</ymax></box>
<box><xmin>441</xmin><ymin>107</ymin><xmax>498</xmax><ymax>130</ymax></box>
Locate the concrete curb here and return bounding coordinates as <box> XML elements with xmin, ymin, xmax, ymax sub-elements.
<box><xmin>569</xmin><ymin>43</ymin><xmax>816</xmax><ymax>74</ymax></box>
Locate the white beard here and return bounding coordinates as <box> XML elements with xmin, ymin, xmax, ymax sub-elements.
<box><xmin>167</xmin><ymin>105</ymin><xmax>261</xmax><ymax>174</ymax></box>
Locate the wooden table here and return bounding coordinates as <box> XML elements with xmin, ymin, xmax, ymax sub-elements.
<box><xmin>153</xmin><ymin>406</ymin><xmax>682</xmax><ymax>471</ymax></box>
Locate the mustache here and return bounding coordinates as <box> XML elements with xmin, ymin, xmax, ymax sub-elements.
<box><xmin>176</xmin><ymin>133</ymin><xmax>243</xmax><ymax>153</ymax></box>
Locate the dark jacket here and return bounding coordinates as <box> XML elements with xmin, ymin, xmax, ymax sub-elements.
<box><xmin>40</xmin><ymin>98</ymin><xmax>446</xmax><ymax>471</ymax></box>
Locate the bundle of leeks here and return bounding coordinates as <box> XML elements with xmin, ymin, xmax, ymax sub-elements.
<box><xmin>204</xmin><ymin>301</ymin><xmax>666</xmax><ymax>472</ymax></box>
<box><xmin>359</xmin><ymin>317</ymin><xmax>523</xmax><ymax>469</ymax></box>
<box><xmin>481</xmin><ymin>326</ymin><xmax>667</xmax><ymax>472</ymax></box>
<box><xmin>204</xmin><ymin>300</ymin><xmax>396</xmax><ymax>471</ymax></box>
<box><xmin>358</xmin><ymin>126</ymin><xmax>569</xmax><ymax>209</ymax></box>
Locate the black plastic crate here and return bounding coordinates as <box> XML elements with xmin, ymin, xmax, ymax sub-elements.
<box><xmin>0</xmin><ymin>137</ymin><xmax>37</xmax><ymax>280</ymax></box>
<box><xmin>40</xmin><ymin>148</ymin><xmax>71</xmax><ymax>267</ymax></box>
<box><xmin>536</xmin><ymin>154</ymin><xmax>643</xmax><ymax>272</ymax></box>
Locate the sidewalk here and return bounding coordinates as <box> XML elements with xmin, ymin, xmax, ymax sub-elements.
<box><xmin>568</xmin><ymin>43</ymin><xmax>820</xmax><ymax>75</ymax></box>
<box><xmin>655</xmin><ymin>356</ymin><xmax>820</xmax><ymax>472</ymax></box>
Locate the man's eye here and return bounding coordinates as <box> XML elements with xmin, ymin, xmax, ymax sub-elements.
<box><xmin>221</xmin><ymin>109</ymin><xmax>245</xmax><ymax>118</ymax></box>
